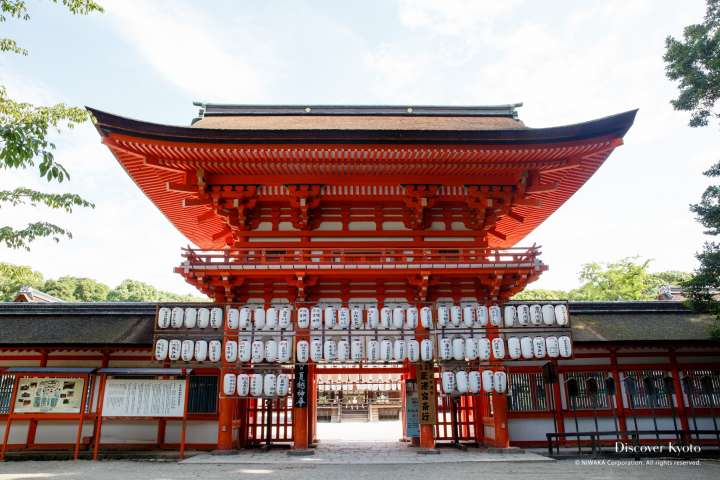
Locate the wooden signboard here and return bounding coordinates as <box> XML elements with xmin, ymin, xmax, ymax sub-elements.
<box><xmin>102</xmin><ymin>379</ymin><xmax>186</xmax><ymax>417</ymax></box>
<box><xmin>293</xmin><ymin>363</ymin><xmax>309</xmax><ymax>408</ymax></box>
<box><xmin>14</xmin><ymin>377</ymin><xmax>85</xmax><ymax>414</ymax></box>
<box><xmin>417</xmin><ymin>362</ymin><xmax>436</xmax><ymax>425</ymax></box>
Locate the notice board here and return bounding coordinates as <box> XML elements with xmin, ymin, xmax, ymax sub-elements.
<box><xmin>14</xmin><ymin>377</ymin><xmax>85</xmax><ymax>414</ymax></box>
<box><xmin>102</xmin><ymin>379</ymin><xmax>186</xmax><ymax>417</ymax></box>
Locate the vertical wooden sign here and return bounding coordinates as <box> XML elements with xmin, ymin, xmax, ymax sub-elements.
<box><xmin>417</xmin><ymin>362</ymin><xmax>436</xmax><ymax>425</ymax></box>
<box><xmin>293</xmin><ymin>363</ymin><xmax>309</xmax><ymax>408</ymax></box>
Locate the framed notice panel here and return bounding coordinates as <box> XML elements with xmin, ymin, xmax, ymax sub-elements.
<box><xmin>14</xmin><ymin>377</ymin><xmax>85</xmax><ymax>414</ymax></box>
<box><xmin>102</xmin><ymin>379</ymin><xmax>186</xmax><ymax>417</ymax></box>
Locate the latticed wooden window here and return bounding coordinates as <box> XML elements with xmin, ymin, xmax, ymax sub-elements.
<box><xmin>621</xmin><ymin>370</ymin><xmax>673</xmax><ymax>409</ymax></box>
<box><xmin>188</xmin><ymin>375</ymin><xmax>218</xmax><ymax>414</ymax></box>
<box><xmin>507</xmin><ymin>372</ymin><xmax>552</xmax><ymax>412</ymax></box>
<box><xmin>681</xmin><ymin>369</ymin><xmax>720</xmax><ymax>409</ymax></box>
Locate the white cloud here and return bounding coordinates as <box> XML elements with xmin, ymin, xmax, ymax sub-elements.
<box><xmin>102</xmin><ymin>0</ymin><xmax>264</xmax><ymax>102</ymax></box>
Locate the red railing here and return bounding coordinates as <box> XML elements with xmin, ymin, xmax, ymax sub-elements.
<box><xmin>180</xmin><ymin>246</ymin><xmax>543</xmax><ymax>269</ymax></box>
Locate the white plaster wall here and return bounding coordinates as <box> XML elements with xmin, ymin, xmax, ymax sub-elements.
<box><xmin>100</xmin><ymin>420</ymin><xmax>159</xmax><ymax>444</ymax></box>
<box><xmin>508</xmin><ymin>418</ymin><xmax>555</xmax><ymax>441</ymax></box>
<box><xmin>165</xmin><ymin>421</ymin><xmax>217</xmax><ymax>444</ymax></box>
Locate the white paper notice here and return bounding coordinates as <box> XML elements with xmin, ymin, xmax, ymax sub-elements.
<box><xmin>102</xmin><ymin>379</ymin><xmax>186</xmax><ymax>417</ymax></box>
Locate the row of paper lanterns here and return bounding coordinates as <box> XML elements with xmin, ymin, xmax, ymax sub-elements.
<box><xmin>441</xmin><ymin>370</ymin><xmax>508</xmax><ymax>395</ymax></box>
<box><xmin>319</xmin><ymin>382</ymin><xmax>400</xmax><ymax>392</ymax></box>
<box><xmin>154</xmin><ymin>334</ymin><xmax>572</xmax><ymax>363</ymax></box>
<box><xmin>222</xmin><ymin>372</ymin><xmax>291</xmax><ymax>397</ymax></box>
<box><xmin>157</xmin><ymin>304</ymin><xmax>569</xmax><ymax>331</ymax></box>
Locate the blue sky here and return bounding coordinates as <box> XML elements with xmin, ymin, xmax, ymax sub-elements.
<box><xmin>0</xmin><ymin>0</ymin><xmax>717</xmax><ymax>295</ymax></box>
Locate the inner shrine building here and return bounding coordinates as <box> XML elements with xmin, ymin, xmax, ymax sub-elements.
<box><xmin>1</xmin><ymin>103</ymin><xmax>719</xmax><ymax>457</ymax></box>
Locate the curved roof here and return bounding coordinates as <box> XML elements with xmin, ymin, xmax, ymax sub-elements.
<box><xmin>89</xmin><ymin>107</ymin><xmax>636</xmax><ymax>249</ymax></box>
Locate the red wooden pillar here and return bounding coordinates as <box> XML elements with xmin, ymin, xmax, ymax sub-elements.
<box><xmin>609</xmin><ymin>351</ymin><xmax>628</xmax><ymax>439</ymax></box>
<box><xmin>293</xmin><ymin>311</ymin><xmax>310</xmax><ymax>450</ymax></box>
<box><xmin>669</xmin><ymin>350</ymin><xmax>689</xmax><ymax>431</ymax></box>
<box><xmin>491</xmin><ymin>383</ymin><xmax>510</xmax><ymax>448</ymax></box>
<box><xmin>217</xmin><ymin>385</ymin><xmax>235</xmax><ymax>450</ymax></box>
<box><xmin>417</xmin><ymin>302</ymin><xmax>435</xmax><ymax>449</ymax></box>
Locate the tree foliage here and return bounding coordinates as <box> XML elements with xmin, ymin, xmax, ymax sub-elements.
<box><xmin>513</xmin><ymin>258</ymin><xmax>690</xmax><ymax>302</ymax></box>
<box><xmin>1</xmin><ymin>0</ymin><xmax>102</xmax><ymax>250</ymax></box>
<box><xmin>664</xmin><ymin>0</ymin><xmax>720</xmax><ymax>338</ymax></box>
<box><xmin>0</xmin><ymin>263</ymin><xmax>207</xmax><ymax>302</ymax></box>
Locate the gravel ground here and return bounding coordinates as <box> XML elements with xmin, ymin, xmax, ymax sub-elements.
<box><xmin>1</xmin><ymin>458</ymin><xmax>719</xmax><ymax>480</ymax></box>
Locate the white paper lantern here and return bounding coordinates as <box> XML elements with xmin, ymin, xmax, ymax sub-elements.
<box><xmin>437</xmin><ymin>306</ymin><xmax>450</xmax><ymax>327</ymax></box>
<box><xmin>380</xmin><ymin>307</ymin><xmax>391</xmax><ymax>329</ymax></box>
<box><xmin>367</xmin><ymin>339</ymin><xmax>380</xmax><ymax>362</ymax></box>
<box><xmin>494</xmin><ymin>371</ymin><xmax>508</xmax><ymax>393</ymax></box>
<box><xmin>420</xmin><ymin>339</ymin><xmax>434</xmax><ymax>361</ymax></box>
<box><xmin>184</xmin><ymin>308</ymin><xmax>198</xmax><ymax>329</ymax></box>
<box><xmin>254</xmin><ymin>307</ymin><xmax>266</xmax><ymax>330</ymax></box>
<box><xmin>223</xmin><ymin>373</ymin><xmax>237</xmax><ymax>395</ymax></box>
<box><xmin>324</xmin><ymin>306</ymin><xmax>337</xmax><ymax>329</ymax></box>
<box><xmin>351</xmin><ymin>339</ymin><xmax>364</xmax><ymax>362</ymax></box>
<box><xmin>297</xmin><ymin>307</ymin><xmax>310</xmax><ymax>329</ymax></box>
<box><xmin>517</xmin><ymin>305</ymin><xmax>530</xmax><ymax>326</ymax></box>
<box><xmin>439</xmin><ymin>337</ymin><xmax>452</xmax><ymax>360</ymax></box>
<box><xmin>450</xmin><ymin>305</ymin><xmax>462</xmax><ymax>326</ymax></box>
<box><xmin>504</xmin><ymin>306</ymin><xmax>517</xmax><ymax>327</ymax></box>
<box><xmin>351</xmin><ymin>307</ymin><xmax>363</xmax><ymax>329</ymax></box>
<box><xmin>441</xmin><ymin>371</ymin><xmax>456</xmax><ymax>394</ymax></box>
<box><xmin>380</xmin><ymin>339</ymin><xmax>393</xmax><ymax>362</ymax></box>
<box><xmin>181</xmin><ymin>340</ymin><xmax>194</xmax><ymax>361</ymax></box>
<box><xmin>489</xmin><ymin>305</ymin><xmax>502</xmax><ymax>327</ymax></box>
<box><xmin>279</xmin><ymin>308</ymin><xmax>292</xmax><ymax>330</ymax></box>
<box><xmin>197</xmin><ymin>308</ymin><xmax>210</xmax><ymax>328</ymax></box>
<box><xmin>238</xmin><ymin>339</ymin><xmax>251</xmax><ymax>362</ymax></box>
<box><xmin>420</xmin><ymin>307</ymin><xmax>433</xmax><ymax>328</ymax></box>
<box><xmin>310</xmin><ymin>338</ymin><xmax>323</xmax><ymax>362</ymax></box>
<box><xmin>310</xmin><ymin>307</ymin><xmax>323</xmax><ymax>330</ymax></box>
<box><xmin>296</xmin><ymin>340</ymin><xmax>309</xmax><ymax>363</ymax></box>
<box><xmin>530</xmin><ymin>304</ymin><xmax>542</xmax><ymax>326</ymax></box>
<box><xmin>481</xmin><ymin>370</ymin><xmax>494</xmax><ymax>392</ymax></box>
<box><xmin>468</xmin><ymin>371</ymin><xmax>481</xmax><ymax>394</ymax></box>
<box><xmin>278</xmin><ymin>340</ymin><xmax>291</xmax><ymax>363</ymax></box>
<box><xmin>406</xmin><ymin>307</ymin><xmax>418</xmax><ymax>330</ymax></box>
<box><xmin>168</xmin><ymin>339</ymin><xmax>181</xmax><ymax>361</ymax></box>
<box><xmin>367</xmin><ymin>307</ymin><xmax>379</xmax><ymax>329</ymax></box>
<box><xmin>407</xmin><ymin>339</ymin><xmax>420</xmax><ymax>362</ymax></box>
<box><xmin>171</xmin><ymin>307</ymin><xmax>184</xmax><ymax>328</ymax></box>
<box><xmin>456</xmin><ymin>371</ymin><xmax>469</xmax><ymax>394</ymax></box>
<box><xmin>157</xmin><ymin>307</ymin><xmax>171</xmax><ymax>329</ymax></box>
<box><xmin>394</xmin><ymin>339</ymin><xmax>406</xmax><ymax>361</ymax></box>
<box><xmin>265</xmin><ymin>307</ymin><xmax>278</xmax><ymax>331</ymax></box>
<box><xmin>392</xmin><ymin>307</ymin><xmax>404</xmax><ymax>329</ymax></box>
<box><xmin>475</xmin><ymin>305</ymin><xmax>488</xmax><ymax>327</ymax></box>
<box><xmin>251</xmin><ymin>340</ymin><xmax>264</xmax><ymax>363</ymax></box>
<box><xmin>209</xmin><ymin>340</ymin><xmax>222</xmax><ymax>362</ymax></box>
<box><xmin>541</xmin><ymin>304</ymin><xmax>555</xmax><ymax>326</ymax></box>
<box><xmin>239</xmin><ymin>307</ymin><xmax>251</xmax><ymax>330</ymax></box>
<box><xmin>154</xmin><ymin>339</ymin><xmax>168</xmax><ymax>361</ymax></box>
<box><xmin>276</xmin><ymin>374</ymin><xmax>290</xmax><ymax>396</ymax></box>
<box><xmin>558</xmin><ymin>336</ymin><xmax>573</xmax><ymax>358</ymax></box>
<box><xmin>507</xmin><ymin>337</ymin><xmax>522</xmax><ymax>359</ymax></box>
<box><xmin>478</xmin><ymin>338</ymin><xmax>491</xmax><ymax>361</ymax></box>
<box><xmin>210</xmin><ymin>308</ymin><xmax>223</xmax><ymax>329</ymax></box>
<box><xmin>194</xmin><ymin>340</ymin><xmax>208</xmax><ymax>362</ymax></box>
<box><xmin>465</xmin><ymin>337</ymin><xmax>479</xmax><ymax>360</ymax></box>
<box><xmin>324</xmin><ymin>339</ymin><xmax>337</xmax><ymax>361</ymax></box>
<box><xmin>250</xmin><ymin>374</ymin><xmax>263</xmax><ymax>396</ymax></box>
<box><xmin>555</xmin><ymin>304</ymin><xmax>569</xmax><ymax>326</ymax></box>
<box><xmin>225</xmin><ymin>340</ymin><xmax>239</xmax><ymax>362</ymax></box>
<box><xmin>226</xmin><ymin>308</ymin><xmax>239</xmax><ymax>329</ymax></box>
<box><xmin>237</xmin><ymin>374</ymin><xmax>250</xmax><ymax>396</ymax></box>
<box><xmin>532</xmin><ymin>336</ymin><xmax>546</xmax><ymax>358</ymax></box>
<box><xmin>264</xmin><ymin>373</ymin><xmax>277</xmax><ymax>397</ymax></box>
<box><xmin>462</xmin><ymin>306</ymin><xmax>475</xmax><ymax>327</ymax></box>
<box><xmin>265</xmin><ymin>340</ymin><xmax>278</xmax><ymax>362</ymax></box>
<box><xmin>338</xmin><ymin>307</ymin><xmax>350</xmax><ymax>330</ymax></box>
<box><xmin>452</xmin><ymin>337</ymin><xmax>465</xmax><ymax>360</ymax></box>
<box><xmin>520</xmin><ymin>336</ymin><xmax>534</xmax><ymax>359</ymax></box>
<box><xmin>546</xmin><ymin>336</ymin><xmax>560</xmax><ymax>358</ymax></box>
<box><xmin>337</xmin><ymin>339</ymin><xmax>350</xmax><ymax>361</ymax></box>
<box><xmin>491</xmin><ymin>337</ymin><xmax>506</xmax><ymax>359</ymax></box>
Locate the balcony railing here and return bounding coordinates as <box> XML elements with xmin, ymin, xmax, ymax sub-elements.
<box><xmin>178</xmin><ymin>246</ymin><xmax>544</xmax><ymax>272</ymax></box>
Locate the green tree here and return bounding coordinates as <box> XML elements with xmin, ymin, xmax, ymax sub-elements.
<box><xmin>664</xmin><ymin>0</ymin><xmax>720</xmax><ymax>337</ymax></box>
<box><xmin>42</xmin><ymin>276</ymin><xmax>109</xmax><ymax>301</ymax></box>
<box><xmin>1</xmin><ymin>0</ymin><xmax>102</xmax><ymax>250</ymax></box>
<box><xmin>568</xmin><ymin>257</ymin><xmax>655</xmax><ymax>301</ymax></box>
<box><xmin>107</xmin><ymin>279</ymin><xmax>160</xmax><ymax>302</ymax></box>
<box><xmin>0</xmin><ymin>262</ymin><xmax>43</xmax><ymax>301</ymax></box>
<box><xmin>512</xmin><ymin>289</ymin><xmax>568</xmax><ymax>301</ymax></box>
